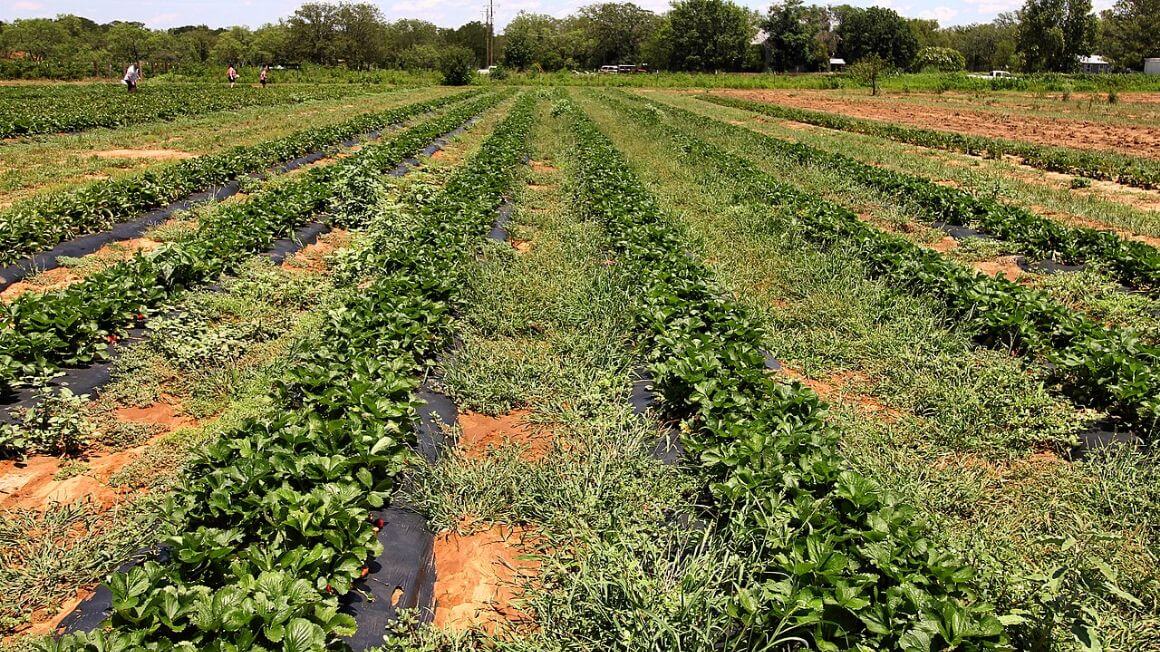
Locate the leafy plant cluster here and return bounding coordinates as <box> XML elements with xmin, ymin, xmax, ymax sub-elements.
<box><xmin>39</xmin><ymin>94</ymin><xmax>535</xmax><ymax>651</ymax></box>
<box><xmin>613</xmin><ymin>96</ymin><xmax>1160</xmax><ymax>436</ymax></box>
<box><xmin>646</xmin><ymin>94</ymin><xmax>1158</xmax><ymax>293</ymax></box>
<box><xmin>0</xmin><ymin>90</ymin><xmax>477</xmax><ymax>267</ymax></box>
<box><xmin>563</xmin><ymin>104</ymin><xmax>1011</xmax><ymax>650</ymax></box>
<box><xmin>0</xmin><ymin>83</ymin><xmax>371</xmax><ymax>138</ymax></box>
<box><xmin>0</xmin><ymin>388</ymin><xmax>97</xmax><ymax>459</ymax></box>
<box><xmin>0</xmin><ymin>93</ymin><xmax>506</xmax><ymax>400</ymax></box>
<box><xmin>701</xmin><ymin>94</ymin><xmax>1160</xmax><ymax>191</ymax></box>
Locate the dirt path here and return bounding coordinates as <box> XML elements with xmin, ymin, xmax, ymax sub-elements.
<box><xmin>715</xmin><ymin>89</ymin><xmax>1160</xmax><ymax>160</ymax></box>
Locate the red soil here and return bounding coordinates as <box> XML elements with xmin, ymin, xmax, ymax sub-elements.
<box><xmin>456</xmin><ymin>410</ymin><xmax>555</xmax><ymax>462</ymax></box>
<box><xmin>716</xmin><ymin>89</ymin><xmax>1160</xmax><ymax>160</ymax></box>
<box><xmin>432</xmin><ymin>523</ymin><xmax>539</xmax><ymax>634</ymax></box>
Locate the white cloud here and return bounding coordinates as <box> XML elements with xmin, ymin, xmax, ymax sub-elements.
<box><xmin>11</xmin><ymin>1</ymin><xmax>45</xmax><ymax>10</ymax></box>
<box><xmin>918</xmin><ymin>5</ymin><xmax>958</xmax><ymax>21</ymax></box>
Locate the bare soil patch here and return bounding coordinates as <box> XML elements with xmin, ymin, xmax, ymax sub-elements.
<box><xmin>530</xmin><ymin>160</ymin><xmax>557</xmax><ymax>173</ymax></box>
<box><xmin>717</xmin><ymin>89</ymin><xmax>1160</xmax><ymax>160</ymax></box>
<box><xmin>432</xmin><ymin>522</ymin><xmax>538</xmax><ymax>634</ymax></box>
<box><xmin>282</xmin><ymin>229</ymin><xmax>350</xmax><ymax>274</ymax></box>
<box><xmin>0</xmin><ymin>398</ymin><xmax>196</xmax><ymax>511</ymax></box>
<box><xmin>456</xmin><ymin>410</ymin><xmax>555</xmax><ymax>462</ymax></box>
<box><xmin>511</xmin><ymin>239</ymin><xmax>534</xmax><ymax>254</ymax></box>
<box><xmin>92</xmin><ymin>149</ymin><xmax>195</xmax><ymax>161</ymax></box>
<box><xmin>972</xmin><ymin>256</ymin><xmax>1025</xmax><ymax>282</ymax></box>
<box><xmin>779</xmin><ymin>367</ymin><xmax>903</xmax><ymax>422</ymax></box>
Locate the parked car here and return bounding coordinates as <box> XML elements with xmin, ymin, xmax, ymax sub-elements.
<box><xmin>968</xmin><ymin>70</ymin><xmax>1016</xmax><ymax>79</ymax></box>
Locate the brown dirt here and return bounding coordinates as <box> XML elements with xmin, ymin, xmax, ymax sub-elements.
<box><xmin>432</xmin><ymin>523</ymin><xmax>539</xmax><ymax>634</ymax></box>
<box><xmin>779</xmin><ymin>367</ymin><xmax>904</xmax><ymax>422</ymax></box>
<box><xmin>282</xmin><ymin>229</ymin><xmax>350</xmax><ymax>274</ymax></box>
<box><xmin>930</xmin><ymin>236</ymin><xmax>960</xmax><ymax>252</ymax></box>
<box><xmin>530</xmin><ymin>160</ymin><xmax>557</xmax><ymax>173</ymax></box>
<box><xmin>92</xmin><ymin>149</ymin><xmax>195</xmax><ymax>161</ymax></box>
<box><xmin>456</xmin><ymin>410</ymin><xmax>555</xmax><ymax>462</ymax></box>
<box><xmin>18</xmin><ymin>589</ymin><xmax>95</xmax><ymax>638</ymax></box>
<box><xmin>510</xmin><ymin>239</ymin><xmax>533</xmax><ymax>254</ymax></box>
<box><xmin>0</xmin><ymin>267</ymin><xmax>80</xmax><ymax>301</ymax></box>
<box><xmin>0</xmin><ymin>398</ymin><xmax>195</xmax><ymax>511</ymax></box>
<box><xmin>972</xmin><ymin>256</ymin><xmax>1025</xmax><ymax>282</ymax></box>
<box><xmin>716</xmin><ymin>89</ymin><xmax>1160</xmax><ymax>161</ymax></box>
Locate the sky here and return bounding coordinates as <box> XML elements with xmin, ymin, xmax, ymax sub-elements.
<box><xmin>0</xmin><ymin>0</ymin><xmax>1116</xmax><ymax>32</ymax></box>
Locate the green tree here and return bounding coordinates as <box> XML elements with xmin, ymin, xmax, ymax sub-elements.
<box><xmin>0</xmin><ymin>18</ymin><xmax>72</xmax><ymax>62</ymax></box>
<box><xmin>668</xmin><ymin>0</ymin><xmax>753</xmax><ymax>71</ymax></box>
<box><xmin>763</xmin><ymin>0</ymin><xmax>831</xmax><ymax>72</ymax></box>
<box><xmin>334</xmin><ymin>3</ymin><xmax>387</xmax><ymax>68</ymax></box>
<box><xmin>566</xmin><ymin>3</ymin><xmax>661</xmax><ymax>68</ymax></box>
<box><xmin>835</xmin><ymin>5</ymin><xmax>919</xmax><ymax>68</ymax></box>
<box><xmin>849</xmin><ymin>53</ymin><xmax>889</xmax><ymax>95</ymax></box>
<box><xmin>1016</xmin><ymin>0</ymin><xmax>1097</xmax><ymax>72</ymax></box>
<box><xmin>907</xmin><ymin>18</ymin><xmax>947</xmax><ymax>49</ymax></box>
<box><xmin>443</xmin><ymin>21</ymin><xmax>488</xmax><ymax>67</ymax></box>
<box><xmin>914</xmin><ymin>46</ymin><xmax>966</xmax><ymax>71</ymax></box>
<box><xmin>286</xmin><ymin>2</ymin><xmax>338</xmax><ymax>64</ymax></box>
<box><xmin>210</xmin><ymin>33</ymin><xmax>248</xmax><ymax>65</ymax></box>
<box><xmin>500</xmin><ymin>12</ymin><xmax>562</xmax><ymax>70</ymax></box>
<box><xmin>251</xmin><ymin>24</ymin><xmax>289</xmax><ymax>65</ymax></box>
<box><xmin>438</xmin><ymin>45</ymin><xmax>475</xmax><ymax>85</ymax></box>
<box><xmin>106</xmin><ymin>22</ymin><xmax>153</xmax><ymax>64</ymax></box>
<box><xmin>1098</xmin><ymin>0</ymin><xmax>1159</xmax><ymax>69</ymax></box>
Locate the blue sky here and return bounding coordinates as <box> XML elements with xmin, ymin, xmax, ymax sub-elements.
<box><xmin>0</xmin><ymin>0</ymin><xmax>1115</xmax><ymax>31</ymax></box>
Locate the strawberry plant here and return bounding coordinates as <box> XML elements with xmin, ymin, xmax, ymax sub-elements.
<box><xmin>702</xmin><ymin>95</ymin><xmax>1160</xmax><ymax>191</ymax></box>
<box><xmin>563</xmin><ymin>102</ymin><xmax>1012</xmax><ymax>651</ymax></box>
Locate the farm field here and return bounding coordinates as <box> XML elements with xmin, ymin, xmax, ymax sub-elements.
<box><xmin>0</xmin><ymin>82</ymin><xmax>1157</xmax><ymax>652</ymax></box>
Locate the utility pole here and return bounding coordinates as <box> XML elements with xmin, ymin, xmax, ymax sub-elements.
<box><xmin>485</xmin><ymin>0</ymin><xmax>495</xmax><ymax>67</ymax></box>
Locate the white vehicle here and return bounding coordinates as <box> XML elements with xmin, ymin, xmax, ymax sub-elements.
<box><xmin>599</xmin><ymin>65</ymin><xmax>618</xmax><ymax>74</ymax></box>
<box><xmin>477</xmin><ymin>65</ymin><xmax>498</xmax><ymax>75</ymax></box>
<box><xmin>969</xmin><ymin>70</ymin><xmax>1015</xmax><ymax>79</ymax></box>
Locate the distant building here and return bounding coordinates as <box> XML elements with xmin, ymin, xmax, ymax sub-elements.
<box><xmin>1079</xmin><ymin>55</ymin><xmax>1112</xmax><ymax>74</ymax></box>
<box><xmin>829</xmin><ymin>58</ymin><xmax>846</xmax><ymax>72</ymax></box>
<box><xmin>1145</xmin><ymin>58</ymin><xmax>1160</xmax><ymax>75</ymax></box>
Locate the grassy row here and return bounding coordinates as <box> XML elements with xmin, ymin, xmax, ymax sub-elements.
<box><xmin>607</xmin><ymin>95</ymin><xmax>1160</xmax><ymax>436</ymax></box>
<box><xmin>632</xmin><ymin>93</ymin><xmax>1158</xmax><ymax>292</ymax></box>
<box><xmin>562</xmin><ymin>98</ymin><xmax>1010</xmax><ymax>650</ymax></box>
<box><xmin>701</xmin><ymin>94</ymin><xmax>1160</xmax><ymax>191</ymax></box>
<box><xmin>0</xmin><ymin>93</ymin><xmax>504</xmax><ymax>402</ymax></box>
<box><xmin>0</xmin><ymin>90</ymin><xmax>475</xmax><ymax>266</ymax></box>
<box><xmin>42</xmin><ymin>93</ymin><xmax>535</xmax><ymax>651</ymax></box>
<box><xmin>0</xmin><ymin>83</ymin><xmax>372</xmax><ymax>138</ymax></box>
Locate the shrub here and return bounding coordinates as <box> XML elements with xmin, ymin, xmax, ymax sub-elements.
<box><xmin>849</xmin><ymin>54</ymin><xmax>891</xmax><ymax>95</ymax></box>
<box><xmin>438</xmin><ymin>46</ymin><xmax>476</xmax><ymax>86</ymax></box>
<box><xmin>489</xmin><ymin>64</ymin><xmax>509</xmax><ymax>81</ymax></box>
<box><xmin>915</xmin><ymin>47</ymin><xmax>966</xmax><ymax>72</ymax></box>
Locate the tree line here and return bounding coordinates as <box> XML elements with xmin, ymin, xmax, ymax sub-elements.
<box><xmin>0</xmin><ymin>0</ymin><xmax>1155</xmax><ymax>79</ymax></box>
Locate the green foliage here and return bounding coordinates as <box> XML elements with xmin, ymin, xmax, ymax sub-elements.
<box><xmin>701</xmin><ymin>93</ymin><xmax>1160</xmax><ymax>189</ymax></box>
<box><xmin>1</xmin><ymin>388</ymin><xmax>97</xmax><ymax>458</ymax></box>
<box><xmin>762</xmin><ymin>0</ymin><xmax>833</xmax><ymax>72</ymax></box>
<box><xmin>42</xmin><ymin>94</ymin><xmax>535</xmax><ymax>651</ymax></box>
<box><xmin>848</xmin><ymin>54</ymin><xmax>891</xmax><ymax>95</ymax></box>
<box><xmin>1099</xmin><ymin>0</ymin><xmax>1160</xmax><ymax>70</ymax></box>
<box><xmin>835</xmin><ymin>5</ymin><xmax>919</xmax><ymax>68</ymax></box>
<box><xmin>0</xmin><ymin>93</ymin><xmax>502</xmax><ymax>397</ymax></box>
<box><xmin>0</xmin><ymin>90</ymin><xmax>474</xmax><ymax>266</ymax></box>
<box><xmin>438</xmin><ymin>45</ymin><xmax>476</xmax><ymax>85</ymax></box>
<box><xmin>667</xmin><ymin>0</ymin><xmax>753</xmax><ymax>72</ymax></box>
<box><xmin>1016</xmin><ymin>0</ymin><xmax>1098</xmax><ymax>72</ymax></box>
<box><xmin>561</xmin><ymin>101</ymin><xmax>1011</xmax><ymax>650</ymax></box>
<box><xmin>916</xmin><ymin>46</ymin><xmax>967</xmax><ymax>71</ymax></box>
<box><xmin>693</xmin><ymin>95</ymin><xmax>1159</xmax><ymax>291</ymax></box>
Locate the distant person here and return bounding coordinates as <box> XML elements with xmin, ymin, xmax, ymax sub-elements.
<box><xmin>260</xmin><ymin>65</ymin><xmax>269</xmax><ymax>88</ymax></box>
<box><xmin>122</xmin><ymin>63</ymin><xmax>140</xmax><ymax>93</ymax></box>
<box><xmin>227</xmin><ymin>65</ymin><xmax>238</xmax><ymax>88</ymax></box>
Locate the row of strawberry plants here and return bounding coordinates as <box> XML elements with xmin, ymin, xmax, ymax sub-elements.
<box><xmin>0</xmin><ymin>90</ymin><xmax>475</xmax><ymax>266</ymax></box>
<box><xmin>607</xmin><ymin>95</ymin><xmax>1160</xmax><ymax>436</ymax></box>
<box><xmin>639</xmin><ymin>94</ymin><xmax>1158</xmax><ymax>292</ymax></box>
<box><xmin>0</xmin><ymin>83</ymin><xmax>371</xmax><ymax>138</ymax></box>
<box><xmin>42</xmin><ymin>93</ymin><xmax>535</xmax><ymax>652</ymax></box>
<box><xmin>701</xmin><ymin>94</ymin><xmax>1160</xmax><ymax>191</ymax></box>
<box><xmin>0</xmin><ymin>93</ymin><xmax>505</xmax><ymax>398</ymax></box>
<box><xmin>564</xmin><ymin>103</ymin><xmax>1011</xmax><ymax>650</ymax></box>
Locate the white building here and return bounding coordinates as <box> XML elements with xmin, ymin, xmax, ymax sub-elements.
<box><xmin>1145</xmin><ymin>58</ymin><xmax>1160</xmax><ymax>75</ymax></box>
<box><xmin>1079</xmin><ymin>55</ymin><xmax>1112</xmax><ymax>73</ymax></box>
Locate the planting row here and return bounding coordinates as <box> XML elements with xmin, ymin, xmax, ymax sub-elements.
<box><xmin>0</xmin><ymin>83</ymin><xmax>372</xmax><ymax>138</ymax></box>
<box><xmin>0</xmin><ymin>90</ymin><xmax>474</xmax><ymax>266</ymax></box>
<box><xmin>42</xmin><ymin>93</ymin><xmax>534</xmax><ymax>651</ymax></box>
<box><xmin>641</xmin><ymin>94</ymin><xmax>1158</xmax><ymax>293</ymax></box>
<box><xmin>0</xmin><ymin>93</ymin><xmax>506</xmax><ymax>400</ymax></box>
<box><xmin>609</xmin><ymin>96</ymin><xmax>1160</xmax><ymax>436</ymax></box>
<box><xmin>564</xmin><ymin>101</ymin><xmax>1011</xmax><ymax>650</ymax></box>
<box><xmin>701</xmin><ymin>95</ymin><xmax>1160</xmax><ymax>191</ymax></box>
